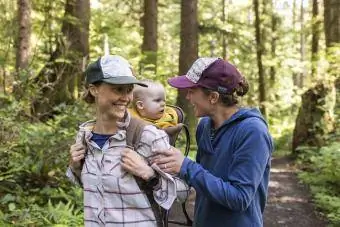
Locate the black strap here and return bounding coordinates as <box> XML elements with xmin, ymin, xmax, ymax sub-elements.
<box><xmin>165</xmin><ymin>123</ymin><xmax>193</xmax><ymax>227</ymax></box>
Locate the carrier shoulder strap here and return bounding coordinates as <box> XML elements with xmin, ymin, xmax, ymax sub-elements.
<box><xmin>126</xmin><ymin>117</ymin><xmax>164</xmax><ymax>227</ymax></box>
<box><xmin>125</xmin><ymin>117</ymin><xmax>149</xmax><ymax>149</ymax></box>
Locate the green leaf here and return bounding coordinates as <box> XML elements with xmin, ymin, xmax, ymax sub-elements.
<box><xmin>8</xmin><ymin>203</ymin><xmax>16</xmax><ymax>211</ymax></box>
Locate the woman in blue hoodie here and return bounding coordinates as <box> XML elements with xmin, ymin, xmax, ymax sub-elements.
<box><xmin>153</xmin><ymin>57</ymin><xmax>274</xmax><ymax>227</ymax></box>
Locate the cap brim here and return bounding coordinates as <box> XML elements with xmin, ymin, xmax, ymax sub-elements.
<box><xmin>101</xmin><ymin>76</ymin><xmax>148</xmax><ymax>87</ymax></box>
<box><xmin>168</xmin><ymin>75</ymin><xmax>197</xmax><ymax>88</ymax></box>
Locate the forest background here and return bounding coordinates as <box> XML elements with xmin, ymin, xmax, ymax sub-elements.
<box><xmin>0</xmin><ymin>0</ymin><xmax>339</xmax><ymax>226</ymax></box>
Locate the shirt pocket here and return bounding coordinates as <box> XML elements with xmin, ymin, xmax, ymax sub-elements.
<box><xmin>101</xmin><ymin>151</ymin><xmax>123</xmax><ymax>178</ymax></box>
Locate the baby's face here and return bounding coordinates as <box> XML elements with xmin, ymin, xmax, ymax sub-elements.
<box><xmin>141</xmin><ymin>86</ymin><xmax>166</xmax><ymax>120</ymax></box>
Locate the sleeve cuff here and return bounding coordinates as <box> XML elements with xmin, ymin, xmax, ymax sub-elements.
<box><xmin>179</xmin><ymin>157</ymin><xmax>193</xmax><ymax>183</ymax></box>
<box><xmin>150</xmin><ymin>163</ymin><xmax>176</xmax><ymax>209</ymax></box>
<box><xmin>66</xmin><ymin>166</ymin><xmax>82</xmax><ymax>186</ymax></box>
<box><xmin>146</xmin><ymin>171</ymin><xmax>162</xmax><ymax>190</ymax></box>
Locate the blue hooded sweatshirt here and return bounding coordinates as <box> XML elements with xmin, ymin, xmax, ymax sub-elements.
<box><xmin>179</xmin><ymin>108</ymin><xmax>273</xmax><ymax>227</ymax></box>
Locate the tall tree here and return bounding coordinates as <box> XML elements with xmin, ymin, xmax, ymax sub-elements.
<box><xmin>324</xmin><ymin>0</ymin><xmax>340</xmax><ymax>116</ymax></box>
<box><xmin>13</xmin><ymin>0</ymin><xmax>31</xmax><ymax>98</ymax></box>
<box><xmin>299</xmin><ymin>0</ymin><xmax>306</xmax><ymax>87</ymax></box>
<box><xmin>253</xmin><ymin>0</ymin><xmax>266</xmax><ymax>117</ymax></box>
<box><xmin>141</xmin><ymin>0</ymin><xmax>158</xmax><ymax>74</ymax></box>
<box><xmin>32</xmin><ymin>0</ymin><xmax>90</xmax><ymax>120</ymax></box>
<box><xmin>270</xmin><ymin>0</ymin><xmax>278</xmax><ymax>85</ymax></box>
<box><xmin>311</xmin><ymin>0</ymin><xmax>320</xmax><ymax>78</ymax></box>
<box><xmin>221</xmin><ymin>0</ymin><xmax>227</xmax><ymax>59</ymax></box>
<box><xmin>177</xmin><ymin>0</ymin><xmax>198</xmax><ymax>139</ymax></box>
<box><xmin>292</xmin><ymin>0</ymin><xmax>299</xmax><ymax>87</ymax></box>
<box><xmin>324</xmin><ymin>0</ymin><xmax>340</xmax><ymax>49</ymax></box>
<box><xmin>292</xmin><ymin>83</ymin><xmax>335</xmax><ymax>154</ymax></box>
<box><xmin>15</xmin><ymin>0</ymin><xmax>31</xmax><ymax>74</ymax></box>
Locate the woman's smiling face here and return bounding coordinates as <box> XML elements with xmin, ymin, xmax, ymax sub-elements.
<box><xmin>90</xmin><ymin>83</ymin><xmax>134</xmax><ymax>120</ymax></box>
<box><xmin>185</xmin><ymin>87</ymin><xmax>214</xmax><ymax>118</ymax></box>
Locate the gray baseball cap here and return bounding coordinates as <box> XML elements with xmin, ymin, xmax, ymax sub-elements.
<box><xmin>85</xmin><ymin>55</ymin><xmax>147</xmax><ymax>87</ymax></box>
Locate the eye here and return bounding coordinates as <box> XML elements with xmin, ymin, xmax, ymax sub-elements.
<box><xmin>154</xmin><ymin>98</ymin><xmax>165</xmax><ymax>102</ymax></box>
<box><xmin>114</xmin><ymin>87</ymin><xmax>123</xmax><ymax>93</ymax></box>
<box><xmin>126</xmin><ymin>86</ymin><xmax>134</xmax><ymax>93</ymax></box>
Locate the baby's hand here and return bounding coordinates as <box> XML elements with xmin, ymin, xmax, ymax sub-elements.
<box><xmin>163</xmin><ymin>123</ymin><xmax>184</xmax><ymax>136</ymax></box>
<box><xmin>121</xmin><ymin>148</ymin><xmax>155</xmax><ymax>180</ymax></box>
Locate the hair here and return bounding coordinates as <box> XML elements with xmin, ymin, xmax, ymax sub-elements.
<box><xmin>82</xmin><ymin>82</ymin><xmax>102</xmax><ymax>104</ymax></box>
<box><xmin>202</xmin><ymin>77</ymin><xmax>249</xmax><ymax>107</ymax></box>
<box><xmin>132</xmin><ymin>80</ymin><xmax>165</xmax><ymax>103</ymax></box>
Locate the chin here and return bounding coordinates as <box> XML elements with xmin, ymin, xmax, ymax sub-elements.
<box><xmin>195</xmin><ymin>111</ymin><xmax>208</xmax><ymax>118</ymax></box>
<box><xmin>156</xmin><ymin>114</ymin><xmax>164</xmax><ymax>119</ymax></box>
<box><xmin>115</xmin><ymin>114</ymin><xmax>125</xmax><ymax>119</ymax></box>
<box><xmin>112</xmin><ymin>111</ymin><xmax>126</xmax><ymax>119</ymax></box>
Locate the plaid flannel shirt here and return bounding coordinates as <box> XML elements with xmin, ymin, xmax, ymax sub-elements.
<box><xmin>66</xmin><ymin>112</ymin><xmax>189</xmax><ymax>227</ymax></box>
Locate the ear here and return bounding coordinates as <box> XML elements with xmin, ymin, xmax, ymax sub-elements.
<box><xmin>89</xmin><ymin>84</ymin><xmax>98</xmax><ymax>97</ymax></box>
<box><xmin>136</xmin><ymin>100</ymin><xmax>144</xmax><ymax>110</ymax></box>
<box><xmin>209</xmin><ymin>91</ymin><xmax>220</xmax><ymax>104</ymax></box>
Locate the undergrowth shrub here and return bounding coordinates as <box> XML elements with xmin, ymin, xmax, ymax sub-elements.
<box><xmin>0</xmin><ymin>96</ymin><xmax>93</xmax><ymax>225</ymax></box>
<box><xmin>298</xmin><ymin>141</ymin><xmax>340</xmax><ymax>224</ymax></box>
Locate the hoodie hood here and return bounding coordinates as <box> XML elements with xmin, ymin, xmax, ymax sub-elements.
<box><xmin>198</xmin><ymin>108</ymin><xmax>269</xmax><ymax>155</ymax></box>
<box><xmin>203</xmin><ymin>107</ymin><xmax>268</xmax><ymax>132</ymax></box>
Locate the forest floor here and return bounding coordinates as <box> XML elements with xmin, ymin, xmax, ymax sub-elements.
<box><xmin>168</xmin><ymin>155</ymin><xmax>329</xmax><ymax>227</ymax></box>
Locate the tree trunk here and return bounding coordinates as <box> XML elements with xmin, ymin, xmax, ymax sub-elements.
<box><xmin>292</xmin><ymin>0</ymin><xmax>299</xmax><ymax>87</ymax></box>
<box><xmin>324</xmin><ymin>0</ymin><xmax>340</xmax><ymax>48</ymax></box>
<box><xmin>324</xmin><ymin>0</ymin><xmax>340</xmax><ymax>78</ymax></box>
<box><xmin>177</xmin><ymin>0</ymin><xmax>198</xmax><ymax>140</ymax></box>
<box><xmin>253</xmin><ymin>0</ymin><xmax>266</xmax><ymax>117</ymax></box>
<box><xmin>270</xmin><ymin>0</ymin><xmax>278</xmax><ymax>86</ymax></box>
<box><xmin>141</xmin><ymin>0</ymin><xmax>158</xmax><ymax>74</ymax></box>
<box><xmin>14</xmin><ymin>0</ymin><xmax>31</xmax><ymax>98</ymax></box>
<box><xmin>299</xmin><ymin>0</ymin><xmax>305</xmax><ymax>88</ymax></box>
<box><xmin>261</xmin><ymin>0</ymin><xmax>269</xmax><ymax>56</ymax></box>
<box><xmin>311</xmin><ymin>0</ymin><xmax>320</xmax><ymax>78</ymax></box>
<box><xmin>324</xmin><ymin>0</ymin><xmax>340</xmax><ymax>130</ymax></box>
<box><xmin>15</xmin><ymin>0</ymin><xmax>31</xmax><ymax>73</ymax></box>
<box><xmin>221</xmin><ymin>0</ymin><xmax>227</xmax><ymax>59</ymax></box>
<box><xmin>292</xmin><ymin>83</ymin><xmax>336</xmax><ymax>154</ymax></box>
<box><xmin>32</xmin><ymin>0</ymin><xmax>90</xmax><ymax>121</ymax></box>
<box><xmin>324</xmin><ymin>0</ymin><xmax>340</xmax><ymax>79</ymax></box>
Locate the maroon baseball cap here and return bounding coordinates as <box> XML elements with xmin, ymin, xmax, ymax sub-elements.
<box><xmin>168</xmin><ymin>57</ymin><xmax>244</xmax><ymax>94</ymax></box>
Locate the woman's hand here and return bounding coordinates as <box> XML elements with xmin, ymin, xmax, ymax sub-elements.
<box><xmin>121</xmin><ymin>148</ymin><xmax>155</xmax><ymax>180</ymax></box>
<box><xmin>152</xmin><ymin>147</ymin><xmax>185</xmax><ymax>175</ymax></box>
<box><xmin>69</xmin><ymin>143</ymin><xmax>86</xmax><ymax>171</ymax></box>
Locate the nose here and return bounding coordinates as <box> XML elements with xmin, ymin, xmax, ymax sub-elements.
<box><xmin>185</xmin><ymin>90</ymin><xmax>191</xmax><ymax>100</ymax></box>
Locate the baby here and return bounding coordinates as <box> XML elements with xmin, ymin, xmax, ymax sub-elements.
<box><xmin>129</xmin><ymin>80</ymin><xmax>183</xmax><ymax>142</ymax></box>
<box><xmin>129</xmin><ymin>80</ymin><xmax>191</xmax><ymax>224</ymax></box>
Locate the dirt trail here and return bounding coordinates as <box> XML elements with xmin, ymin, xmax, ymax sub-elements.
<box><xmin>264</xmin><ymin>156</ymin><xmax>328</xmax><ymax>227</ymax></box>
<box><xmin>168</xmin><ymin>156</ymin><xmax>328</xmax><ymax>227</ymax></box>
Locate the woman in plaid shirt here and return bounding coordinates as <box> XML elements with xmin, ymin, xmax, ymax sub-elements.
<box><xmin>67</xmin><ymin>55</ymin><xmax>189</xmax><ymax>227</ymax></box>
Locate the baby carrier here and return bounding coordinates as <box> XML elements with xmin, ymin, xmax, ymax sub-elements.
<box><xmin>126</xmin><ymin>104</ymin><xmax>193</xmax><ymax>227</ymax></box>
